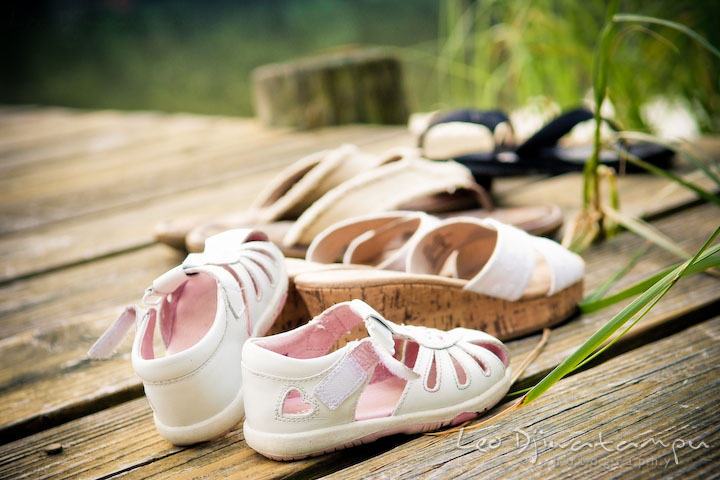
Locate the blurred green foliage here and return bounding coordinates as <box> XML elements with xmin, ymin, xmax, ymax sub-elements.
<box><xmin>430</xmin><ymin>0</ymin><xmax>719</xmax><ymax>131</ymax></box>
<box><xmin>1</xmin><ymin>0</ymin><xmax>437</xmax><ymax>116</ymax></box>
<box><xmin>1</xmin><ymin>0</ymin><xmax>718</xmax><ymax>131</ymax></box>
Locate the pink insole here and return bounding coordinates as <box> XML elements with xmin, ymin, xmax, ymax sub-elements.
<box><xmin>355</xmin><ymin>376</ymin><xmax>407</xmax><ymax>421</ymax></box>
<box><xmin>165</xmin><ymin>274</ymin><xmax>217</xmax><ymax>355</ymax></box>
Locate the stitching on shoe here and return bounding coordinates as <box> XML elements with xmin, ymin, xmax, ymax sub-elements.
<box><xmin>449</xmin><ymin>348</ymin><xmax>472</xmax><ymax>390</ymax></box>
<box><xmin>274</xmin><ymin>386</ymin><xmax>319</xmax><ymax>422</ymax></box>
<box><xmin>423</xmin><ymin>349</ymin><xmax>442</xmax><ymax>393</ymax></box>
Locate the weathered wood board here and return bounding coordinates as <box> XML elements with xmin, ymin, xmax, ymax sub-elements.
<box><xmin>325</xmin><ymin>316</ymin><xmax>720</xmax><ymax>479</ymax></box>
<box><xmin>2</xmin><ymin>317</ymin><xmax>716</xmax><ymax>479</ymax></box>
<box><xmin>0</xmin><ymin>107</ymin><xmax>717</xmax><ymax>479</ymax></box>
<box><xmin>0</xmin><ymin>202</ymin><xmax>716</xmax><ymax>447</ymax></box>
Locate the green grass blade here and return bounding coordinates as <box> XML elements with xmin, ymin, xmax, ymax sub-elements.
<box><xmin>580</xmin><ymin>250</ymin><xmax>720</xmax><ymax>313</ymax></box>
<box><xmin>602</xmin><ymin>206</ymin><xmax>691</xmax><ymax>260</ymax></box>
<box><xmin>522</xmin><ymin>226</ymin><xmax>720</xmax><ymax>406</ymax></box>
<box><xmin>583</xmin><ymin>244</ymin><xmax>649</xmax><ymax>303</ymax></box>
<box><xmin>505</xmin><ymin>386</ymin><xmax>532</xmax><ymax>399</ymax></box>
<box><xmin>614</xmin><ymin>146</ymin><xmax>720</xmax><ymax>207</ymax></box>
<box><xmin>613</xmin><ymin>14</ymin><xmax>720</xmax><ymax>60</ymax></box>
<box><xmin>617</xmin><ymin>131</ymin><xmax>720</xmax><ymax>188</ymax></box>
<box><xmin>576</xmin><ymin>278</ymin><xmax>679</xmax><ymax>370</ymax></box>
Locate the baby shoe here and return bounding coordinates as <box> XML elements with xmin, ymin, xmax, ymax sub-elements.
<box><xmin>241</xmin><ymin>299</ymin><xmax>511</xmax><ymax>460</ymax></box>
<box><xmin>89</xmin><ymin>229</ymin><xmax>287</xmax><ymax>445</ymax></box>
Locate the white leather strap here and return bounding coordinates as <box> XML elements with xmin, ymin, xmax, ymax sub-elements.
<box><xmin>349</xmin><ymin>300</ymin><xmax>419</xmax><ymax>381</ymax></box>
<box><xmin>463</xmin><ymin>220</ymin><xmax>535</xmax><ymax>301</ymax></box>
<box><xmin>313</xmin><ymin>342</ymin><xmax>374</xmax><ymax>410</ymax></box>
<box><xmin>283</xmin><ymin>157</ymin><xmax>478</xmax><ymax>247</ymax></box>
<box><xmin>406</xmin><ymin>218</ymin><xmax>536</xmax><ymax>301</ymax></box>
<box><xmin>407</xmin><ymin>217</ymin><xmax>582</xmax><ymax>300</ymax></box>
<box><xmin>203</xmin><ymin>228</ymin><xmax>269</xmax><ymax>252</ymax></box>
<box><xmin>530</xmin><ymin>236</ymin><xmax>585</xmax><ymax>295</ymax></box>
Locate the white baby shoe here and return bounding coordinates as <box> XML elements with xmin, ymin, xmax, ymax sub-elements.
<box><xmin>242</xmin><ymin>299</ymin><xmax>511</xmax><ymax>460</ymax></box>
<box><xmin>89</xmin><ymin>229</ymin><xmax>287</xmax><ymax>445</ymax></box>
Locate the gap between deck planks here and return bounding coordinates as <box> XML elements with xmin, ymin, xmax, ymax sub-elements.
<box><xmin>0</xmin><ymin>202</ymin><xmax>717</xmax><ymax>447</ymax></box>
<box><xmin>2</xmin><ymin>317</ymin><xmax>717</xmax><ymax>479</ymax></box>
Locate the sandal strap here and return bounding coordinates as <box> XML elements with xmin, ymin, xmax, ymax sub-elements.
<box><xmin>462</xmin><ymin>219</ymin><xmax>536</xmax><ymax>301</ymax></box>
<box><xmin>406</xmin><ymin>218</ymin><xmax>583</xmax><ymax>301</ymax></box>
<box><xmin>88</xmin><ymin>305</ymin><xmax>145</xmax><ymax>359</ymax></box>
<box><xmin>531</xmin><ymin>236</ymin><xmax>586</xmax><ymax>295</ymax></box>
<box><xmin>305</xmin><ymin>211</ymin><xmax>439</xmax><ymax>270</ymax></box>
<box><xmin>283</xmin><ymin>156</ymin><xmax>482</xmax><ymax>247</ymax></box>
<box><xmin>251</xmin><ymin>144</ymin><xmax>394</xmax><ymax>224</ymax></box>
<box><xmin>311</xmin><ymin>300</ymin><xmax>420</xmax><ymax>410</ymax></box>
<box><xmin>89</xmin><ymin>229</ymin><xmax>281</xmax><ymax>359</ymax></box>
<box><xmin>514</xmin><ymin>107</ymin><xmax>623</xmax><ymax>157</ymax></box>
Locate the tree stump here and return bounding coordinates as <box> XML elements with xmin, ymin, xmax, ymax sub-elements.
<box><xmin>252</xmin><ymin>48</ymin><xmax>408</xmax><ymax>130</ymax></box>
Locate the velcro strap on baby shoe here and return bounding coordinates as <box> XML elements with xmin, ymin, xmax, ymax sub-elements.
<box><xmin>313</xmin><ymin>341</ymin><xmax>377</xmax><ymax>410</ymax></box>
<box><xmin>88</xmin><ymin>305</ymin><xmax>145</xmax><ymax>359</ymax></box>
<box><xmin>352</xmin><ymin>300</ymin><xmax>419</xmax><ymax>381</ymax></box>
<box><xmin>313</xmin><ymin>301</ymin><xmax>419</xmax><ymax>410</ymax></box>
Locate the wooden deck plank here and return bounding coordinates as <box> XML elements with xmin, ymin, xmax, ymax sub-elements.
<box><xmin>0</xmin><ymin>203</ymin><xmax>716</xmax><ymax>444</ymax></box>
<box><xmin>1</xmin><ymin>119</ymin><xmax>408</xmax><ymax>234</ymax></box>
<box><xmin>1</xmin><ymin>108</ymin><xmax>718</xmax><ymax>478</ymax></box>
<box><xmin>500</xmin><ymin>136</ymin><xmax>720</xmax><ymax>224</ymax></box>
<box><xmin>0</xmin><ymin>107</ymin><xmax>97</xmax><ymax>139</ymax></box>
<box><xmin>500</xmin><ymin>168</ymin><xmax>717</xmax><ymax>223</ymax></box>
<box><xmin>0</xmin><ymin>111</ymin><xmax>178</xmax><ymax>152</ymax></box>
<box><xmin>0</xmin><ymin>130</ymin><xmax>415</xmax><ymax>284</ymax></box>
<box><xmin>0</xmin><ymin>151</ymin><xmax>708</xmax><ymax>286</ymax></box>
<box><xmin>2</xmin><ymin>317</ymin><xmax>716</xmax><ymax>479</ymax></box>
<box><xmin>0</xmin><ymin>113</ymin><xmax>222</xmax><ymax>173</ymax></box>
<box><xmin>325</xmin><ymin>316</ymin><xmax>720</xmax><ymax>480</ymax></box>
<box><xmin>0</xmin><ymin>396</ymin><xmax>380</xmax><ymax>480</ymax></box>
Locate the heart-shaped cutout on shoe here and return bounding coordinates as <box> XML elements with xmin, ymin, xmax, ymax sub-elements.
<box><xmin>281</xmin><ymin>388</ymin><xmax>315</xmax><ymax>417</ymax></box>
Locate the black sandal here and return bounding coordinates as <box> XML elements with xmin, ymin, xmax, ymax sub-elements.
<box><xmin>420</xmin><ymin>107</ymin><xmax>674</xmax><ymax>179</ymax></box>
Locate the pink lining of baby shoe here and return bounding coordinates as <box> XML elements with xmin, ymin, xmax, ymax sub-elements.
<box><xmin>141</xmin><ymin>273</ymin><xmax>218</xmax><ymax>359</ymax></box>
<box><xmin>165</xmin><ymin>273</ymin><xmax>218</xmax><ymax>355</ymax></box>
<box><xmin>353</xmin><ymin>337</ymin><xmax>422</xmax><ymax>420</ymax></box>
<box><xmin>257</xmin><ymin>303</ymin><xmax>427</xmax><ymax>422</ymax></box>
<box><xmin>256</xmin><ymin>303</ymin><xmax>364</xmax><ymax>359</ymax></box>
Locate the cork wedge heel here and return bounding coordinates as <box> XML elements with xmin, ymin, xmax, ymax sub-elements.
<box><xmin>295</xmin><ymin>215</ymin><xmax>585</xmax><ymax>340</ymax></box>
<box><xmin>295</xmin><ymin>272</ymin><xmax>583</xmax><ymax>341</ymax></box>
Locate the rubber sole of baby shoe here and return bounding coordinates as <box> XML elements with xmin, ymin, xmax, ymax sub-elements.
<box><xmin>153</xmin><ymin>274</ymin><xmax>289</xmax><ymax>446</ymax></box>
<box><xmin>243</xmin><ymin>367</ymin><xmax>512</xmax><ymax>460</ymax></box>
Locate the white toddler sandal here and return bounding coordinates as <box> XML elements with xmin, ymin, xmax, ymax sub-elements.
<box><xmin>89</xmin><ymin>229</ymin><xmax>288</xmax><ymax>445</ymax></box>
<box><xmin>241</xmin><ymin>299</ymin><xmax>511</xmax><ymax>460</ymax></box>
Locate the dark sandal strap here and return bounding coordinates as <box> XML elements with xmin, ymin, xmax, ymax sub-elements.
<box><xmin>515</xmin><ymin>107</ymin><xmax>595</xmax><ymax>157</ymax></box>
